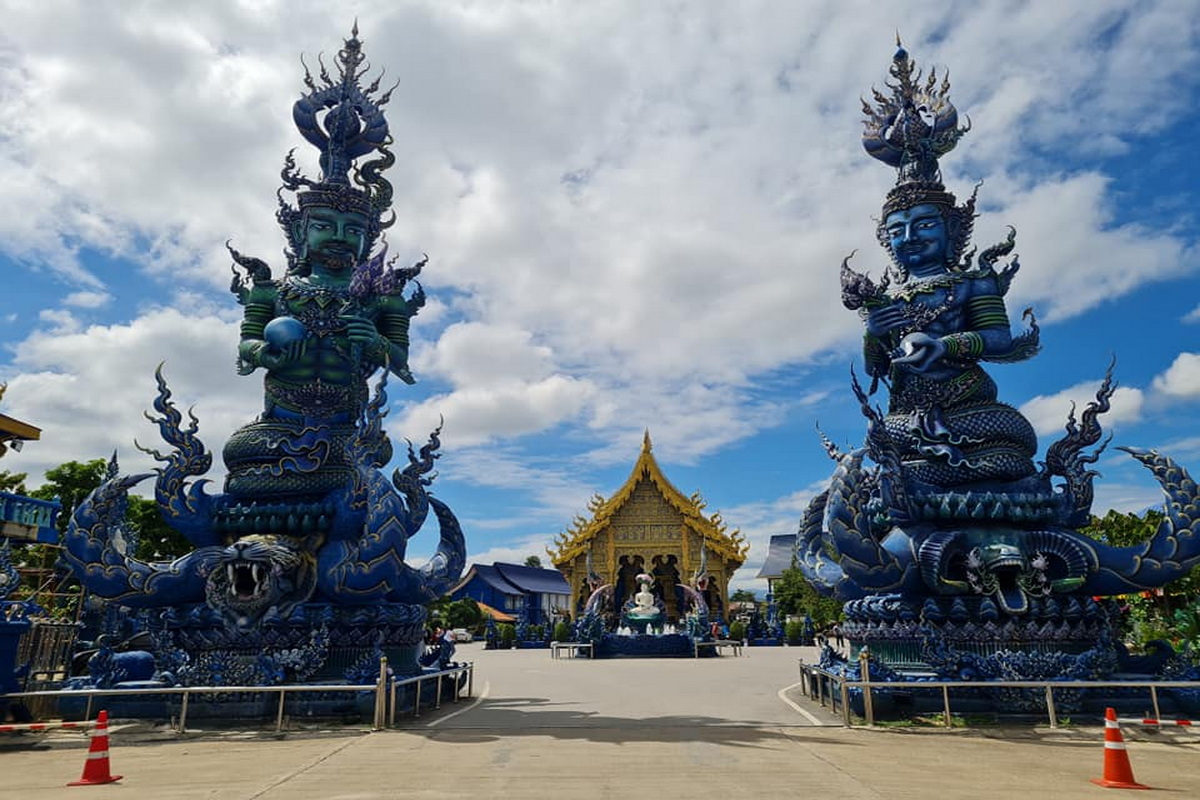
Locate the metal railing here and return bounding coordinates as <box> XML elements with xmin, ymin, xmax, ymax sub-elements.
<box><xmin>797</xmin><ymin>660</ymin><xmax>1200</xmax><ymax>729</ymax></box>
<box><xmin>2</xmin><ymin>658</ymin><xmax>474</xmax><ymax>734</ymax></box>
<box><xmin>0</xmin><ymin>491</ymin><xmax>60</xmax><ymax>531</ymax></box>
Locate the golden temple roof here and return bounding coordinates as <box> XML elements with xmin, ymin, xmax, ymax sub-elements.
<box><xmin>548</xmin><ymin>431</ymin><xmax>748</xmax><ymax>567</ymax></box>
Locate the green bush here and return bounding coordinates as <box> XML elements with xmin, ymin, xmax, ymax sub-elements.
<box><xmin>1170</xmin><ymin>600</ymin><xmax>1200</xmax><ymax>650</ymax></box>
<box><xmin>784</xmin><ymin>620</ymin><xmax>805</xmax><ymax>645</ymax></box>
<box><xmin>553</xmin><ymin>621</ymin><xmax>572</xmax><ymax>642</ymax></box>
<box><xmin>498</xmin><ymin>623</ymin><xmax>516</xmax><ymax>647</ymax></box>
<box><xmin>445</xmin><ymin>598</ymin><xmax>482</xmax><ymax>630</ymax></box>
<box><xmin>729</xmin><ymin>621</ymin><xmax>747</xmax><ymax>641</ymax></box>
<box><xmin>528</xmin><ymin>624</ymin><xmax>545</xmax><ymax>641</ymax></box>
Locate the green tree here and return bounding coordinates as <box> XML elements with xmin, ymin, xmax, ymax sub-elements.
<box><xmin>523</xmin><ymin>554</ymin><xmax>543</xmax><ymax>569</ymax></box>
<box><xmin>445</xmin><ymin>597</ymin><xmax>482</xmax><ymax>630</ymax></box>
<box><xmin>126</xmin><ymin>495</ymin><xmax>192</xmax><ymax>560</ymax></box>
<box><xmin>1082</xmin><ymin>509</ymin><xmax>1200</xmax><ymax>599</ymax></box>
<box><xmin>1082</xmin><ymin>508</ymin><xmax>1200</xmax><ymax>649</ymax></box>
<box><xmin>730</xmin><ymin>588</ymin><xmax>757</xmax><ymax>603</ymax></box>
<box><xmin>28</xmin><ymin>458</ymin><xmax>108</xmax><ymax>534</ymax></box>
<box><xmin>772</xmin><ymin>564</ymin><xmax>844</xmax><ymax>627</ymax></box>
<box><xmin>0</xmin><ymin>470</ymin><xmax>29</xmax><ymax>494</ymax></box>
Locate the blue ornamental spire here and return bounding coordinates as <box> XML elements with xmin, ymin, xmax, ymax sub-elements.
<box><xmin>292</xmin><ymin>20</ymin><xmax>394</xmax><ymax>186</ymax></box>
<box><xmin>277</xmin><ymin>22</ymin><xmax>400</xmax><ymax>267</ymax></box>
<box><xmin>861</xmin><ymin>37</ymin><xmax>970</xmax><ymax>185</ymax></box>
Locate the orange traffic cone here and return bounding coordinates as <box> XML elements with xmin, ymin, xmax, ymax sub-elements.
<box><xmin>67</xmin><ymin>709</ymin><xmax>122</xmax><ymax>786</ymax></box>
<box><xmin>1090</xmin><ymin>707</ymin><xmax>1149</xmax><ymax>790</ymax></box>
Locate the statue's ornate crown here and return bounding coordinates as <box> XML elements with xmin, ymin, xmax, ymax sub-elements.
<box><xmin>863</xmin><ymin>39</ymin><xmax>977</xmax><ymax>268</ymax></box>
<box><xmin>277</xmin><ymin>23</ymin><xmax>399</xmax><ymax>267</ymax></box>
<box><xmin>862</xmin><ymin>37</ymin><xmax>969</xmax><ymax>187</ymax></box>
<box><xmin>882</xmin><ymin>180</ymin><xmax>958</xmax><ymax>219</ymax></box>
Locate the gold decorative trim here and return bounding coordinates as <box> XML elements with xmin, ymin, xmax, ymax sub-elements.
<box><xmin>549</xmin><ymin>431</ymin><xmax>746</xmax><ymax>569</ymax></box>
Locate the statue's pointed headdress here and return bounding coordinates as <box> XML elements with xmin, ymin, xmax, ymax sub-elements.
<box><xmin>277</xmin><ymin>23</ymin><xmax>399</xmax><ymax>269</ymax></box>
<box><xmin>863</xmin><ymin>39</ymin><xmax>977</xmax><ymax>269</ymax></box>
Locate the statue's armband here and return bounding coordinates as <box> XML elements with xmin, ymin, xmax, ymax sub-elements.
<box><xmin>940</xmin><ymin>332</ymin><xmax>984</xmax><ymax>360</ymax></box>
<box><xmin>965</xmin><ymin>293</ymin><xmax>1010</xmax><ymax>331</ymax></box>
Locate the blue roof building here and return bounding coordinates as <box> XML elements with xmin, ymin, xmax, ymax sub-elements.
<box><xmin>447</xmin><ymin>562</ymin><xmax>571</xmax><ymax>626</ymax></box>
<box><xmin>756</xmin><ymin>534</ymin><xmax>797</xmax><ymax>595</ymax></box>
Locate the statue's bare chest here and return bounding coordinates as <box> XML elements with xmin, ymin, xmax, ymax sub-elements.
<box><xmin>888</xmin><ymin>282</ymin><xmax>967</xmax><ymax>335</ymax></box>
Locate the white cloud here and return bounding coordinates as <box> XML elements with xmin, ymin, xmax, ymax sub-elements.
<box><xmin>973</xmin><ymin>172</ymin><xmax>1194</xmax><ymax>322</ymax></box>
<box><xmin>1151</xmin><ymin>352</ymin><xmax>1200</xmax><ymax>399</ymax></box>
<box><xmin>3</xmin><ymin>308</ymin><xmax>261</xmax><ymax>494</ymax></box>
<box><xmin>465</xmin><ymin>536</ymin><xmax>560</xmax><ymax>571</ymax></box>
<box><xmin>36</xmin><ymin>309</ymin><xmax>79</xmax><ymax>334</ymax></box>
<box><xmin>426</xmin><ymin>322</ymin><xmax>557</xmax><ymax>386</ymax></box>
<box><xmin>1152</xmin><ymin>435</ymin><xmax>1200</xmax><ymax>462</ymax></box>
<box><xmin>63</xmin><ymin>291</ymin><xmax>111</xmax><ymax>309</ymax></box>
<box><xmin>722</xmin><ymin>480</ymin><xmax>829</xmax><ymax>595</ymax></box>
<box><xmin>1091</xmin><ymin>480</ymin><xmax>1171</xmax><ymax>517</ymax></box>
<box><xmin>1020</xmin><ymin>380</ymin><xmax>1144</xmax><ymax>438</ymax></box>
<box><xmin>399</xmin><ymin>375</ymin><xmax>595</xmax><ymax>448</ymax></box>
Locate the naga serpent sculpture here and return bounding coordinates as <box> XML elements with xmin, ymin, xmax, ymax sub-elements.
<box><xmin>63</xmin><ymin>366</ymin><xmax>465</xmax><ymax>630</ymax></box>
<box><xmin>795</xmin><ymin>43</ymin><xmax>1200</xmax><ymax>689</ymax></box>
<box><xmin>60</xmin><ymin>27</ymin><xmax>466</xmax><ymax>685</ymax></box>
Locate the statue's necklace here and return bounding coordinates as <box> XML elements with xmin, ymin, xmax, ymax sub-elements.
<box><xmin>890</xmin><ymin>274</ymin><xmax>960</xmax><ymax>333</ymax></box>
<box><xmin>279</xmin><ymin>277</ymin><xmax>356</xmax><ymax>337</ymax></box>
<box><xmin>890</xmin><ymin>272</ymin><xmax>961</xmax><ymax>302</ymax></box>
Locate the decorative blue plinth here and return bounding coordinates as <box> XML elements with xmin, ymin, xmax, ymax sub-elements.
<box><xmin>1</xmin><ymin>604</ymin><xmax>34</xmax><ymax>720</ymax></box>
<box><xmin>595</xmin><ymin>633</ymin><xmax>697</xmax><ymax>658</ymax></box>
<box><xmin>0</xmin><ymin>613</ymin><xmax>31</xmax><ymax>695</ymax></box>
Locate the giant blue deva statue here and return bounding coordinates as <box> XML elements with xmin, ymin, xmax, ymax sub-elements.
<box><xmin>62</xmin><ymin>25</ymin><xmax>465</xmax><ymax>686</ymax></box>
<box><xmin>799</xmin><ymin>42</ymin><xmax>1200</xmax><ymax>692</ymax></box>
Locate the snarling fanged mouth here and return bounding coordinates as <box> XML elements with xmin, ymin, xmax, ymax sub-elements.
<box><xmin>205</xmin><ymin>534</ymin><xmax>319</xmax><ymax>629</ymax></box>
<box><xmin>229</xmin><ymin>562</ymin><xmax>267</xmax><ymax>601</ymax></box>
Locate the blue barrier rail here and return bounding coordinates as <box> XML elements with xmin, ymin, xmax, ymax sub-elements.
<box><xmin>0</xmin><ymin>492</ymin><xmax>61</xmax><ymax>544</ymax></box>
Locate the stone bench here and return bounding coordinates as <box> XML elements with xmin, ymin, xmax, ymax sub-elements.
<box><xmin>550</xmin><ymin>642</ymin><xmax>593</xmax><ymax>659</ymax></box>
<box><xmin>693</xmin><ymin>639</ymin><xmax>744</xmax><ymax>658</ymax></box>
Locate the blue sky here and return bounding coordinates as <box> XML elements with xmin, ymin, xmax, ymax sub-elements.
<box><xmin>2</xmin><ymin>1</ymin><xmax>1199</xmax><ymax>595</ymax></box>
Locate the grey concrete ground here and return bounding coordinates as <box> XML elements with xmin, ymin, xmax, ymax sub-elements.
<box><xmin>4</xmin><ymin>643</ymin><xmax>1199</xmax><ymax>799</ymax></box>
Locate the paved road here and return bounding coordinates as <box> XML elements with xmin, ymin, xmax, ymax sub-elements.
<box><xmin>438</xmin><ymin>642</ymin><xmax>833</xmax><ymax>730</ymax></box>
<box><xmin>4</xmin><ymin>643</ymin><xmax>1200</xmax><ymax>799</ymax></box>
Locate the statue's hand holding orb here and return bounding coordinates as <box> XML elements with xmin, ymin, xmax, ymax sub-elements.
<box><xmin>260</xmin><ymin>316</ymin><xmax>309</xmax><ymax>368</ymax></box>
<box><xmin>891</xmin><ymin>332</ymin><xmax>945</xmax><ymax>372</ymax></box>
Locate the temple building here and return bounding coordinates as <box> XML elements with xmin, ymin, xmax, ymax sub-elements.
<box><xmin>446</xmin><ymin>562</ymin><xmax>570</xmax><ymax>627</ymax></box>
<box><xmin>548</xmin><ymin>432</ymin><xmax>747</xmax><ymax>623</ymax></box>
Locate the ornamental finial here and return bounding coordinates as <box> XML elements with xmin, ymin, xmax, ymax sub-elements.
<box><xmin>861</xmin><ymin>41</ymin><xmax>969</xmax><ymax>185</ymax></box>
<box><xmin>276</xmin><ymin>23</ymin><xmax>402</xmax><ymax>272</ymax></box>
<box><xmin>859</xmin><ymin>42</ymin><xmax>977</xmax><ymax>253</ymax></box>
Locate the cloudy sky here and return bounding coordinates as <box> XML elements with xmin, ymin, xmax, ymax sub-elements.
<box><xmin>2</xmin><ymin>0</ymin><xmax>1199</xmax><ymax>594</ymax></box>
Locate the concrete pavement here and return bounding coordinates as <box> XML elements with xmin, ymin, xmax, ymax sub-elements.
<box><xmin>4</xmin><ymin>643</ymin><xmax>1199</xmax><ymax>798</ymax></box>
